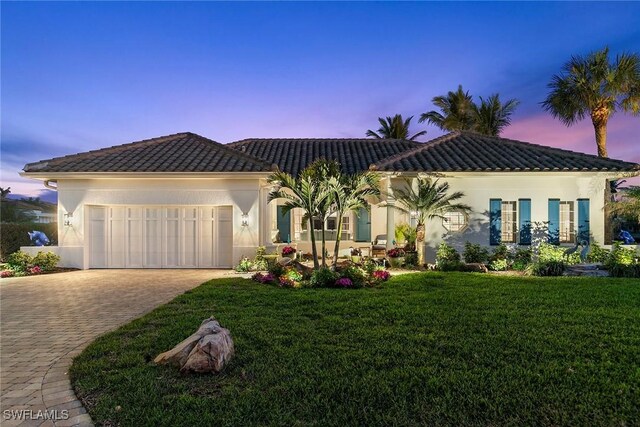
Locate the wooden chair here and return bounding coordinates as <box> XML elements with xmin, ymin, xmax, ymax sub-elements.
<box><xmin>371</xmin><ymin>234</ymin><xmax>387</xmax><ymax>258</ymax></box>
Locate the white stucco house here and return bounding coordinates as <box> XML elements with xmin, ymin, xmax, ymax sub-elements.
<box><xmin>20</xmin><ymin>132</ymin><xmax>639</xmax><ymax>269</ymax></box>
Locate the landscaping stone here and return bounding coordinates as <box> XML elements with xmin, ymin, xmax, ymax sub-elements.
<box><xmin>154</xmin><ymin>317</ymin><xmax>234</xmax><ymax>374</ymax></box>
<box><xmin>464</xmin><ymin>263</ymin><xmax>489</xmax><ymax>273</ymax></box>
<box><xmin>564</xmin><ymin>263</ymin><xmax>610</xmax><ymax>277</ymax></box>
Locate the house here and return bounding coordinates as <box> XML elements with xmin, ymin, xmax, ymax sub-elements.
<box><xmin>20</xmin><ymin>132</ymin><xmax>639</xmax><ymax>269</ymax></box>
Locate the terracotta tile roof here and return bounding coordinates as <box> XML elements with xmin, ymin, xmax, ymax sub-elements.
<box><xmin>23</xmin><ymin>132</ymin><xmax>273</xmax><ymax>173</ymax></box>
<box><xmin>372</xmin><ymin>132</ymin><xmax>639</xmax><ymax>172</ymax></box>
<box><xmin>228</xmin><ymin>138</ymin><xmax>420</xmax><ymax>175</ymax></box>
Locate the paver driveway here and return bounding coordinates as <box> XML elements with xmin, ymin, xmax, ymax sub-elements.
<box><xmin>1</xmin><ymin>269</ymin><xmax>231</xmax><ymax>427</ymax></box>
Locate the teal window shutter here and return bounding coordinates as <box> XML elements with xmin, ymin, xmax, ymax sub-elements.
<box><xmin>577</xmin><ymin>199</ymin><xmax>590</xmax><ymax>243</ymax></box>
<box><xmin>518</xmin><ymin>199</ymin><xmax>531</xmax><ymax>245</ymax></box>
<box><xmin>490</xmin><ymin>199</ymin><xmax>502</xmax><ymax>245</ymax></box>
<box><xmin>548</xmin><ymin>199</ymin><xmax>560</xmax><ymax>244</ymax></box>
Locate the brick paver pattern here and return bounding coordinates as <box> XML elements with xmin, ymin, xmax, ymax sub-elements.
<box><xmin>1</xmin><ymin>269</ymin><xmax>230</xmax><ymax>427</ymax></box>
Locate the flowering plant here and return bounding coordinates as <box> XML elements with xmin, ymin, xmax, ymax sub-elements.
<box><xmin>1</xmin><ymin>270</ymin><xmax>14</xmax><ymax>278</ymax></box>
<box><xmin>29</xmin><ymin>266</ymin><xmax>42</xmax><ymax>275</ymax></box>
<box><xmin>335</xmin><ymin>277</ymin><xmax>353</xmax><ymax>287</ymax></box>
<box><xmin>372</xmin><ymin>269</ymin><xmax>391</xmax><ymax>282</ymax></box>
<box><xmin>282</xmin><ymin>246</ymin><xmax>297</xmax><ymax>257</ymax></box>
<box><xmin>387</xmin><ymin>248</ymin><xmax>405</xmax><ymax>258</ymax></box>
<box><xmin>252</xmin><ymin>272</ymin><xmax>276</xmax><ymax>284</ymax></box>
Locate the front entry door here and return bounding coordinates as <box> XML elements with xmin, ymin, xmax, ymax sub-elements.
<box><xmin>277</xmin><ymin>206</ymin><xmax>291</xmax><ymax>243</ymax></box>
<box><xmin>355</xmin><ymin>207</ymin><xmax>371</xmax><ymax>242</ymax></box>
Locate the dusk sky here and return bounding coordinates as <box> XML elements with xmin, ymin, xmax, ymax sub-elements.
<box><xmin>2</xmin><ymin>2</ymin><xmax>639</xmax><ymax>201</ymax></box>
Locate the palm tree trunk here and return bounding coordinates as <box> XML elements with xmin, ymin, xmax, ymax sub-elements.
<box><xmin>309</xmin><ymin>218</ymin><xmax>319</xmax><ymax>269</ymax></box>
<box><xmin>591</xmin><ymin>112</ymin><xmax>608</xmax><ymax>158</ymax></box>
<box><xmin>321</xmin><ymin>225</ymin><xmax>327</xmax><ymax>268</ymax></box>
<box><xmin>416</xmin><ymin>223</ymin><xmax>426</xmax><ymax>266</ymax></box>
<box><xmin>331</xmin><ymin>215</ymin><xmax>344</xmax><ymax>271</ymax></box>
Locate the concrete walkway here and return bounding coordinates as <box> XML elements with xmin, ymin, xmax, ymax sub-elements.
<box><xmin>1</xmin><ymin>269</ymin><xmax>235</xmax><ymax>427</ymax></box>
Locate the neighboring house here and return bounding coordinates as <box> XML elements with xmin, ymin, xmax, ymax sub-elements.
<box><xmin>23</xmin><ymin>209</ymin><xmax>57</xmax><ymax>224</ymax></box>
<box><xmin>20</xmin><ymin>132</ymin><xmax>639</xmax><ymax>269</ymax></box>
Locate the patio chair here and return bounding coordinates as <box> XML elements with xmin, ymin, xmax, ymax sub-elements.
<box><xmin>371</xmin><ymin>234</ymin><xmax>387</xmax><ymax>258</ymax></box>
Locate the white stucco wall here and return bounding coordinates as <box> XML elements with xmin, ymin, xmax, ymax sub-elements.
<box><xmin>53</xmin><ymin>177</ymin><xmax>262</xmax><ymax>268</ymax></box>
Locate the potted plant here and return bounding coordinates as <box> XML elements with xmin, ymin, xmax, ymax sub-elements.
<box><xmin>387</xmin><ymin>248</ymin><xmax>405</xmax><ymax>268</ymax></box>
<box><xmin>350</xmin><ymin>247</ymin><xmax>362</xmax><ymax>263</ymax></box>
<box><xmin>282</xmin><ymin>245</ymin><xmax>297</xmax><ymax>259</ymax></box>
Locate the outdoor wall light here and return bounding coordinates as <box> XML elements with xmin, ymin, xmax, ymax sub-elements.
<box><xmin>241</xmin><ymin>212</ymin><xmax>249</xmax><ymax>227</ymax></box>
<box><xmin>64</xmin><ymin>211</ymin><xmax>74</xmax><ymax>227</ymax></box>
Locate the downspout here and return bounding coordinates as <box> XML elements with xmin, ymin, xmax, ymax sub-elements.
<box><xmin>44</xmin><ymin>180</ymin><xmax>58</xmax><ymax>190</ymax></box>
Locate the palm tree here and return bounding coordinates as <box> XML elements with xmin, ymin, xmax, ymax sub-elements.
<box><xmin>391</xmin><ymin>177</ymin><xmax>471</xmax><ymax>265</ymax></box>
<box><xmin>306</xmin><ymin>159</ymin><xmax>342</xmax><ymax>267</ymax></box>
<box><xmin>542</xmin><ymin>47</ymin><xmax>640</xmax><ymax>158</ymax></box>
<box><xmin>419</xmin><ymin>85</ymin><xmax>476</xmax><ymax>132</ymax></box>
<box><xmin>328</xmin><ymin>171</ymin><xmax>381</xmax><ymax>270</ymax></box>
<box><xmin>472</xmin><ymin>94</ymin><xmax>520</xmax><ymax>136</ymax></box>
<box><xmin>267</xmin><ymin>167</ymin><xmax>333</xmax><ymax>269</ymax></box>
<box><xmin>366</xmin><ymin>114</ymin><xmax>427</xmax><ymax>141</ymax></box>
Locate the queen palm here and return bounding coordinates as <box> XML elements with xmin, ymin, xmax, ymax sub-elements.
<box><xmin>392</xmin><ymin>177</ymin><xmax>471</xmax><ymax>266</ymax></box>
<box><xmin>419</xmin><ymin>85</ymin><xmax>476</xmax><ymax>132</ymax></box>
<box><xmin>366</xmin><ymin>114</ymin><xmax>427</xmax><ymax>141</ymax></box>
<box><xmin>328</xmin><ymin>170</ymin><xmax>381</xmax><ymax>270</ymax></box>
<box><xmin>472</xmin><ymin>94</ymin><xmax>520</xmax><ymax>136</ymax></box>
<box><xmin>267</xmin><ymin>167</ymin><xmax>333</xmax><ymax>269</ymax></box>
<box><xmin>542</xmin><ymin>47</ymin><xmax>640</xmax><ymax>158</ymax></box>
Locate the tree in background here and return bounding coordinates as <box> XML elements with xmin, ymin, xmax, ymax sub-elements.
<box><xmin>542</xmin><ymin>46</ymin><xmax>640</xmax><ymax>158</ymax></box>
<box><xmin>419</xmin><ymin>85</ymin><xmax>476</xmax><ymax>132</ymax></box>
<box><xmin>366</xmin><ymin>114</ymin><xmax>427</xmax><ymax>140</ymax></box>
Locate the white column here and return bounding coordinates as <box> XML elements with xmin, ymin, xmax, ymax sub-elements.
<box><xmin>386</xmin><ymin>176</ymin><xmax>395</xmax><ymax>250</ymax></box>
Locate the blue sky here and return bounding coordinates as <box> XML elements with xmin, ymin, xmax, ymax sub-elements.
<box><xmin>2</xmin><ymin>2</ymin><xmax>639</xmax><ymax>201</ymax></box>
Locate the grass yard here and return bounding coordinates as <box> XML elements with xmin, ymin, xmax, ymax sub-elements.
<box><xmin>70</xmin><ymin>273</ymin><xmax>640</xmax><ymax>426</ymax></box>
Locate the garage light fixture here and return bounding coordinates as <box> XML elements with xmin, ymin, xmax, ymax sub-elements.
<box><xmin>241</xmin><ymin>212</ymin><xmax>249</xmax><ymax>227</ymax></box>
<box><xmin>64</xmin><ymin>211</ymin><xmax>74</xmax><ymax>227</ymax></box>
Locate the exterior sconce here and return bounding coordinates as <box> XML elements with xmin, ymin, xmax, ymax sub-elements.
<box><xmin>64</xmin><ymin>211</ymin><xmax>74</xmax><ymax>227</ymax></box>
<box><xmin>241</xmin><ymin>212</ymin><xmax>249</xmax><ymax>227</ymax></box>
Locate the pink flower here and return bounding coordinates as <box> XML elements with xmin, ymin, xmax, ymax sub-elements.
<box><xmin>1</xmin><ymin>270</ymin><xmax>14</xmax><ymax>278</ymax></box>
<box><xmin>282</xmin><ymin>246</ymin><xmax>296</xmax><ymax>256</ymax></box>
<box><xmin>29</xmin><ymin>266</ymin><xmax>42</xmax><ymax>275</ymax></box>
<box><xmin>335</xmin><ymin>277</ymin><xmax>353</xmax><ymax>287</ymax></box>
<box><xmin>373</xmin><ymin>270</ymin><xmax>391</xmax><ymax>282</ymax></box>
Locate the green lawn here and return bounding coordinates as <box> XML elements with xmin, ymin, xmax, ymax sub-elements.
<box><xmin>70</xmin><ymin>273</ymin><xmax>640</xmax><ymax>426</ymax></box>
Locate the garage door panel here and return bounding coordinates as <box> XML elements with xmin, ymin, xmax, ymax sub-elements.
<box><xmin>89</xmin><ymin>205</ymin><xmax>233</xmax><ymax>268</ymax></box>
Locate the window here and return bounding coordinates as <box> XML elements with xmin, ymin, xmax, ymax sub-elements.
<box><xmin>559</xmin><ymin>201</ymin><xmax>575</xmax><ymax>243</ymax></box>
<box><xmin>293</xmin><ymin>209</ymin><xmax>304</xmax><ymax>241</ymax></box>
<box><xmin>501</xmin><ymin>201</ymin><xmax>517</xmax><ymax>243</ymax></box>
<box><xmin>443</xmin><ymin>211</ymin><xmax>467</xmax><ymax>232</ymax></box>
<box><xmin>342</xmin><ymin>215</ymin><xmax>350</xmax><ymax>234</ymax></box>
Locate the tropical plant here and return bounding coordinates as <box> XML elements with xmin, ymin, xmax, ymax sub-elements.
<box><xmin>391</xmin><ymin>177</ymin><xmax>471</xmax><ymax>265</ymax></box>
<box><xmin>366</xmin><ymin>114</ymin><xmax>427</xmax><ymax>141</ymax></box>
<box><xmin>608</xmin><ymin>186</ymin><xmax>640</xmax><ymax>222</ymax></box>
<box><xmin>268</xmin><ymin>167</ymin><xmax>333</xmax><ymax>269</ymax></box>
<box><xmin>472</xmin><ymin>94</ymin><xmax>520</xmax><ymax>136</ymax></box>
<box><xmin>463</xmin><ymin>242</ymin><xmax>489</xmax><ymax>263</ymax></box>
<box><xmin>542</xmin><ymin>47</ymin><xmax>640</xmax><ymax>157</ymax></box>
<box><xmin>419</xmin><ymin>85</ymin><xmax>476</xmax><ymax>132</ymax></box>
<box><xmin>327</xmin><ymin>170</ymin><xmax>380</xmax><ymax>270</ymax></box>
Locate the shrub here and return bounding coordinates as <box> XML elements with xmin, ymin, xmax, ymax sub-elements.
<box><xmin>282</xmin><ymin>246</ymin><xmax>296</xmax><ymax>257</ymax></box>
<box><xmin>335</xmin><ymin>277</ymin><xmax>354</xmax><ymax>288</ymax></box>
<box><xmin>489</xmin><ymin>259</ymin><xmax>509</xmax><ymax>271</ymax></box>
<box><xmin>586</xmin><ymin>243</ymin><xmax>610</xmax><ymax>263</ymax></box>
<box><xmin>371</xmin><ymin>269</ymin><xmax>391</xmax><ymax>284</ymax></box>
<box><xmin>605</xmin><ymin>243</ymin><xmax>639</xmax><ymax>278</ymax></box>
<box><xmin>234</xmin><ymin>257</ymin><xmax>254</xmax><ymax>272</ymax></box>
<box><xmin>537</xmin><ymin>242</ymin><xmax>580</xmax><ymax>265</ymax></box>
<box><xmin>32</xmin><ymin>251</ymin><xmax>60</xmax><ymax>271</ymax></box>
<box><xmin>310</xmin><ymin>267</ymin><xmax>338</xmax><ymax>288</ymax></box>
<box><xmin>512</xmin><ymin>248</ymin><xmax>533</xmax><ymax>270</ymax></box>
<box><xmin>279</xmin><ymin>268</ymin><xmax>304</xmax><ymax>288</ymax></box>
<box><xmin>252</xmin><ymin>272</ymin><xmax>276</xmax><ymax>284</ymax></box>
<box><xmin>362</xmin><ymin>258</ymin><xmax>379</xmax><ymax>276</ymax></box>
<box><xmin>532</xmin><ymin>260</ymin><xmax>566</xmax><ymax>276</ymax></box>
<box><xmin>463</xmin><ymin>242</ymin><xmax>489</xmax><ymax>263</ymax></box>
<box><xmin>403</xmin><ymin>252</ymin><xmax>418</xmax><ymax>268</ymax></box>
<box><xmin>1</xmin><ymin>270</ymin><xmax>14</xmax><ymax>278</ymax></box>
<box><xmin>29</xmin><ymin>266</ymin><xmax>42</xmax><ymax>275</ymax></box>
<box><xmin>337</xmin><ymin>265</ymin><xmax>366</xmax><ymax>287</ymax></box>
<box><xmin>6</xmin><ymin>250</ymin><xmax>33</xmax><ymax>272</ymax></box>
<box><xmin>0</xmin><ymin>222</ymin><xmax>57</xmax><ymax>261</ymax></box>
<box><xmin>387</xmin><ymin>248</ymin><xmax>405</xmax><ymax>258</ymax></box>
<box><xmin>489</xmin><ymin>244</ymin><xmax>509</xmax><ymax>262</ymax></box>
<box><xmin>436</xmin><ymin>242</ymin><xmax>460</xmax><ymax>263</ymax></box>
<box><xmin>268</xmin><ymin>262</ymin><xmax>285</xmax><ymax>278</ymax></box>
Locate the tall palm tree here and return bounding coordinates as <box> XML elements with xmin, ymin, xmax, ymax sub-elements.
<box><xmin>542</xmin><ymin>47</ymin><xmax>640</xmax><ymax>158</ymax></box>
<box><xmin>419</xmin><ymin>85</ymin><xmax>476</xmax><ymax>132</ymax></box>
<box><xmin>366</xmin><ymin>114</ymin><xmax>427</xmax><ymax>141</ymax></box>
<box><xmin>472</xmin><ymin>94</ymin><xmax>520</xmax><ymax>136</ymax></box>
<box><xmin>328</xmin><ymin>170</ymin><xmax>381</xmax><ymax>270</ymax></box>
<box><xmin>267</xmin><ymin>167</ymin><xmax>333</xmax><ymax>269</ymax></box>
<box><xmin>391</xmin><ymin>177</ymin><xmax>471</xmax><ymax>265</ymax></box>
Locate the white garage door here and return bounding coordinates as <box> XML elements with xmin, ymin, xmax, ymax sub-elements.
<box><xmin>88</xmin><ymin>206</ymin><xmax>233</xmax><ymax>268</ymax></box>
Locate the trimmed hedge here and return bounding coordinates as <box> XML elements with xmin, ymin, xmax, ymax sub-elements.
<box><xmin>0</xmin><ymin>222</ymin><xmax>57</xmax><ymax>261</ymax></box>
